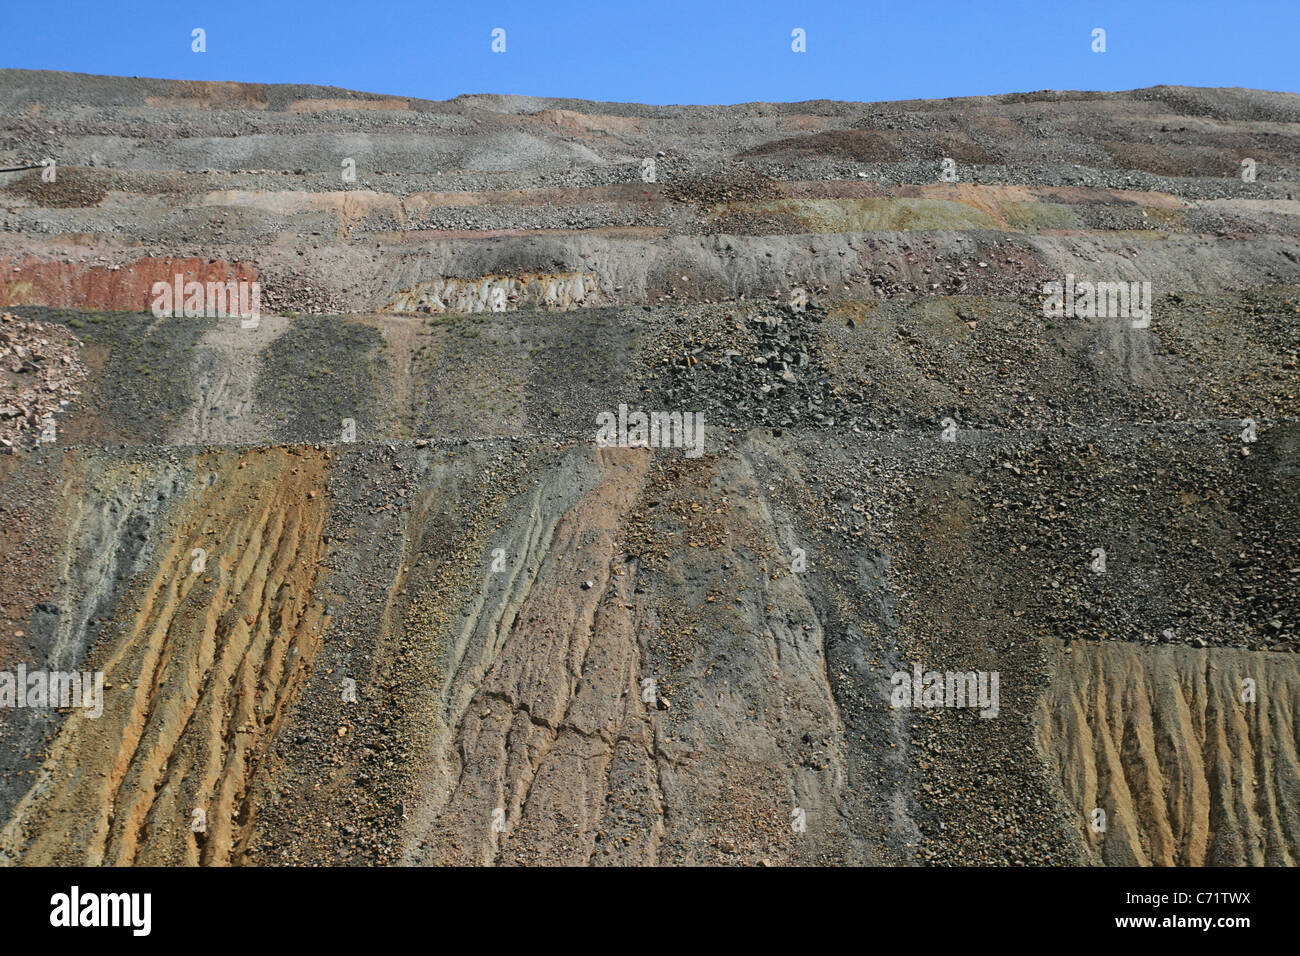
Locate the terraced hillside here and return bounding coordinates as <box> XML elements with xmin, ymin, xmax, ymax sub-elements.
<box><xmin>0</xmin><ymin>71</ymin><xmax>1297</xmax><ymax>866</ymax></box>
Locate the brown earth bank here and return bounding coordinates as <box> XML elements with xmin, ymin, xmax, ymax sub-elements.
<box><xmin>0</xmin><ymin>71</ymin><xmax>1296</xmax><ymax>866</ymax></box>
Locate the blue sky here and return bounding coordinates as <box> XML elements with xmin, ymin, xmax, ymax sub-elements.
<box><xmin>1</xmin><ymin>0</ymin><xmax>1295</xmax><ymax>105</ymax></box>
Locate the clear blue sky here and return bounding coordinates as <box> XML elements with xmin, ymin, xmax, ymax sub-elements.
<box><xmin>1</xmin><ymin>0</ymin><xmax>1295</xmax><ymax>105</ymax></box>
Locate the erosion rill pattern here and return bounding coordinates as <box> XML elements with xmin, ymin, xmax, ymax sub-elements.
<box><xmin>1</xmin><ymin>448</ymin><xmax>329</xmax><ymax>865</ymax></box>
<box><xmin>420</xmin><ymin>447</ymin><xmax>654</xmax><ymax>864</ymax></box>
<box><xmin>404</xmin><ymin>447</ymin><xmax>865</xmax><ymax>865</ymax></box>
<box><xmin>0</xmin><ymin>72</ymin><xmax>1298</xmax><ymax>866</ymax></box>
<box><xmin>1039</xmin><ymin>640</ymin><xmax>1300</xmax><ymax>866</ymax></box>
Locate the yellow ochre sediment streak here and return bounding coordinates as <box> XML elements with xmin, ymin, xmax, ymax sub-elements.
<box><xmin>0</xmin><ymin>447</ymin><xmax>331</xmax><ymax>866</ymax></box>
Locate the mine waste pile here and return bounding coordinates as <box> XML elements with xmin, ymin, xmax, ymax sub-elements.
<box><xmin>0</xmin><ymin>70</ymin><xmax>1297</xmax><ymax>865</ymax></box>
